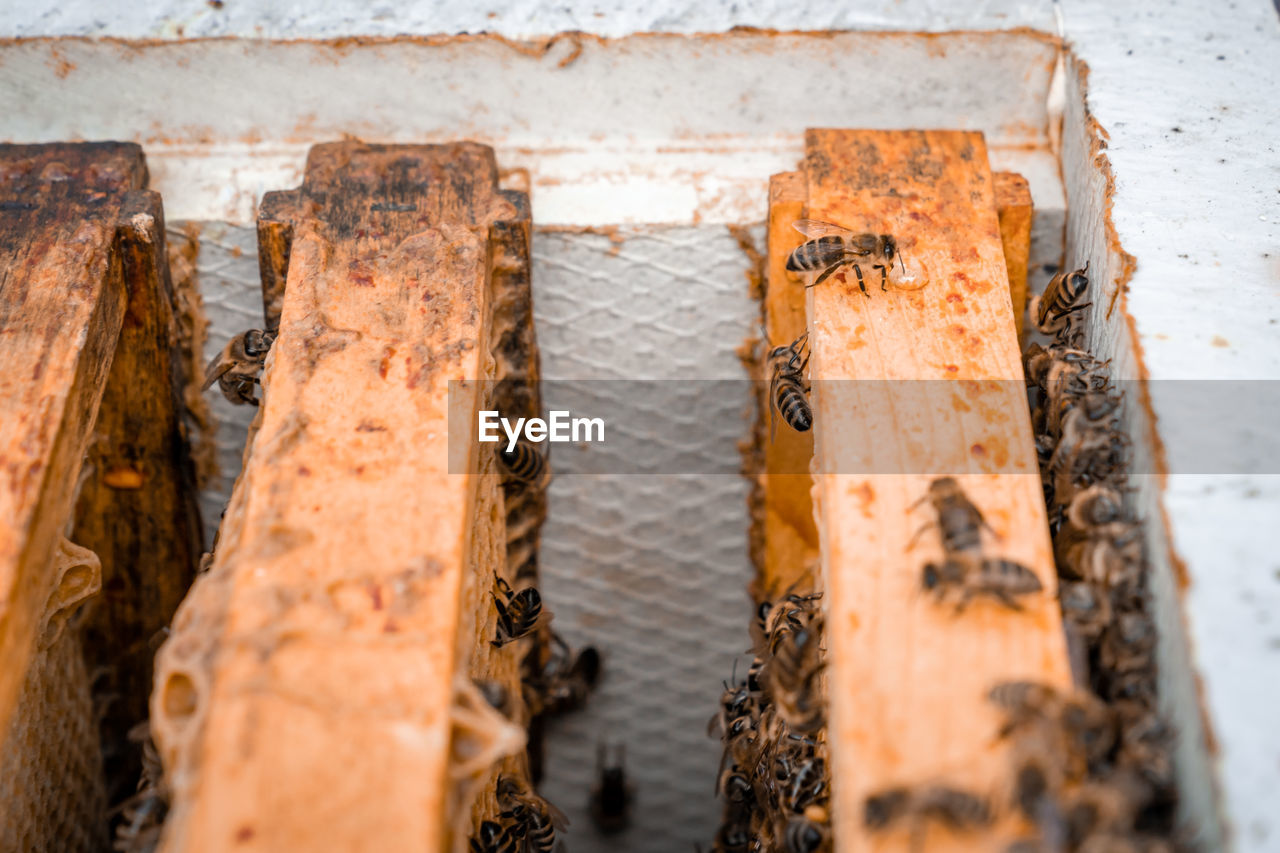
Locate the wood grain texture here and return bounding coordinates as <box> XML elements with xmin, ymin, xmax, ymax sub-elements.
<box><xmin>72</xmin><ymin>189</ymin><xmax>205</xmax><ymax>805</ymax></box>
<box><xmin>994</xmin><ymin>171</ymin><xmax>1033</xmax><ymax>345</ymax></box>
<box><xmin>802</xmin><ymin>130</ymin><xmax>1071</xmax><ymax>851</ymax></box>
<box><xmin>0</xmin><ymin>142</ymin><xmax>142</xmax><ymax>746</ymax></box>
<box><xmin>152</xmin><ymin>142</ymin><xmax>522</xmax><ymax>853</ymax></box>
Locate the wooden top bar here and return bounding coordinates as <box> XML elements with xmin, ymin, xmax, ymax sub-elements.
<box><xmin>803</xmin><ymin>129</ymin><xmax>1071</xmax><ymax>851</ymax></box>
<box><xmin>0</xmin><ymin>142</ymin><xmax>144</xmax><ymax>740</ymax></box>
<box><xmin>152</xmin><ymin>143</ymin><xmax>519</xmax><ymax>853</ymax></box>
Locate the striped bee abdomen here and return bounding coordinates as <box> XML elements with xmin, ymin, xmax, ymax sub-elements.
<box><xmin>496</xmin><ymin>440</ymin><xmax>546</xmax><ymax>485</ymax></box>
<box><xmin>786</xmin><ymin>236</ymin><xmax>846</xmax><ymax>272</ymax></box>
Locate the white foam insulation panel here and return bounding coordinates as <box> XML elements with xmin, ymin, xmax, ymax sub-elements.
<box><xmin>3</xmin><ymin>1</ymin><xmax>1278</xmax><ymax>850</ymax></box>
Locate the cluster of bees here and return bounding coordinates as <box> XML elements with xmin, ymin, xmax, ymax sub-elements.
<box><xmin>1019</xmin><ymin>263</ymin><xmax>1179</xmax><ymax>848</ymax></box>
<box><xmin>710</xmin><ymin>591</ymin><xmax>830</xmax><ymax>853</ymax></box>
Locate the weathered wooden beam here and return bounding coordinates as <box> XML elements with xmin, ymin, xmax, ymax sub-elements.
<box><xmin>71</xmin><ymin>187</ymin><xmax>205</xmax><ymax>804</ymax></box>
<box><xmin>0</xmin><ymin>142</ymin><xmax>143</xmax><ymax>743</ymax></box>
<box><xmin>153</xmin><ymin>142</ymin><xmax>529</xmax><ymax>853</ymax></box>
<box><xmin>0</xmin><ymin>141</ymin><xmax>158</xmax><ymax>850</ymax></box>
<box><xmin>801</xmin><ymin>129</ymin><xmax>1072</xmax><ymax>851</ymax></box>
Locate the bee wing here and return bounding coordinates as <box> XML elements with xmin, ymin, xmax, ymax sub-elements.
<box><xmin>791</xmin><ymin>219</ymin><xmax>856</xmax><ymax>240</ymax></box>
<box><xmin>202</xmin><ymin>351</ymin><xmax>234</xmax><ymax>391</ymax></box>
<box><xmin>543</xmin><ymin>796</ymin><xmax>571</xmax><ymax>830</ymax></box>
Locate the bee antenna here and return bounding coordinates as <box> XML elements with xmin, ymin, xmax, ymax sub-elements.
<box><xmin>898</xmin><ymin>250</ymin><xmax>907</xmax><ymax>277</ymax></box>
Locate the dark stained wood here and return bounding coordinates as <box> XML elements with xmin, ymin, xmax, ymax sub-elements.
<box><xmin>0</xmin><ymin>142</ymin><xmax>141</xmax><ymax>743</ymax></box>
<box><xmin>256</xmin><ymin>189</ymin><xmax>298</xmax><ymax>333</ymax></box>
<box><xmin>72</xmin><ymin>189</ymin><xmax>204</xmax><ymax>804</ymax></box>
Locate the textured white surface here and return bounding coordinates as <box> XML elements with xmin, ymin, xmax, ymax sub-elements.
<box><xmin>0</xmin><ymin>32</ymin><xmax>1058</xmax><ymax>225</ymax></box>
<box><xmin>0</xmin><ymin>0</ymin><xmax>1057</xmax><ymax>38</ymax></box>
<box><xmin>1054</xmin><ymin>3</ymin><xmax>1280</xmax><ymax>850</ymax></box>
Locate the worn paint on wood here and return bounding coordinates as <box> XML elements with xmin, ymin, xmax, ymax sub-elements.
<box><xmin>152</xmin><ymin>142</ymin><xmax>523</xmax><ymax>853</ymax></box>
<box><xmin>802</xmin><ymin>129</ymin><xmax>1071</xmax><ymax>852</ymax></box>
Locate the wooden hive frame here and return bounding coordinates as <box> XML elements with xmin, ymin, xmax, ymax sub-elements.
<box><xmin>151</xmin><ymin>141</ymin><xmax>544</xmax><ymax>853</ymax></box>
<box><xmin>0</xmin><ymin>142</ymin><xmax>202</xmax><ymax>850</ymax></box>
<box><xmin>753</xmin><ymin>129</ymin><xmax>1065</xmax><ymax>852</ymax></box>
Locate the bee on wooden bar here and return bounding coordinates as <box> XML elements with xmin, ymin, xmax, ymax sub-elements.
<box><xmin>910</xmin><ymin>477</ymin><xmax>996</xmax><ymax>558</ymax></box>
<box><xmin>1031</xmin><ymin>261</ymin><xmax>1091</xmax><ymax>337</ymax></box>
<box><xmin>863</xmin><ymin>785</ymin><xmax>993</xmax><ymax>839</ymax></box>
<box><xmin>787</xmin><ymin>219</ymin><xmax>905</xmax><ymax>296</ymax></box>
<box><xmin>497</xmin><ymin>440</ymin><xmax>549</xmax><ymax>487</ymax></box>
<box><xmin>767</xmin><ymin>618</ymin><xmax>826</xmax><ymax>733</ymax></box>
<box><xmin>202</xmin><ymin>328</ymin><xmax>276</xmax><ymax>406</ymax></box>
<box><xmin>989</xmin><ymin>681</ymin><xmax>1115</xmax><ymax>775</ymax></box>
<box><xmin>590</xmin><ymin>742</ymin><xmax>634</xmax><ymax>835</ymax></box>
<box><xmin>921</xmin><ymin>556</ymin><xmax>1043</xmax><ymax>611</ymax></box>
<box><xmin>768</xmin><ymin>332</ymin><xmax>813</xmax><ymax>437</ymax></box>
<box><xmin>490</xmin><ymin>573</ymin><xmax>542</xmax><ymax>648</ymax></box>
<box><xmin>497</xmin><ymin>776</ymin><xmax>568</xmax><ymax>853</ymax></box>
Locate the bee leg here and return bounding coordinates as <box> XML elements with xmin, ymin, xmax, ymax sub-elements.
<box><xmin>806</xmin><ymin>260</ymin><xmax>847</xmax><ymax>289</ymax></box>
<box><xmin>875</xmin><ymin>263</ymin><xmax>888</xmax><ymax>291</ymax></box>
<box><xmin>906</xmin><ymin>521</ymin><xmax>934</xmax><ymax>550</ymax></box>
<box><xmin>995</xmin><ymin>590</ymin><xmax>1025</xmax><ymax>611</ymax></box>
<box><xmin>852</xmin><ymin>263</ymin><xmax>869</xmax><ymax>297</ymax></box>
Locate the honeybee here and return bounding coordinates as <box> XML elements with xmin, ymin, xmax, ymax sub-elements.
<box><xmin>910</xmin><ymin>477</ymin><xmax>996</xmax><ymax>557</ymax></box>
<box><xmin>496</xmin><ymin>776</ymin><xmax>568</xmax><ymax>853</ymax></box>
<box><xmin>112</xmin><ymin>722</ymin><xmax>167</xmax><ymax>853</ymax></box>
<box><xmin>921</xmin><ymin>556</ymin><xmax>1043</xmax><ymax>611</ymax></box>
<box><xmin>785</xmin><ymin>756</ymin><xmax>828</xmax><ymax>814</ymax></box>
<box><xmin>988</xmin><ymin>681</ymin><xmax>1115</xmax><ymax>775</ymax></box>
<box><xmin>202</xmin><ymin>329</ymin><xmax>275</xmax><ymax>406</ymax></box>
<box><xmin>787</xmin><ymin>219</ymin><xmax>905</xmax><ymax>296</ymax></box>
<box><xmin>719</xmin><ymin>765</ymin><xmax>756</xmax><ymax>804</ymax></box>
<box><xmin>760</xmin><ymin>591</ymin><xmax>822</xmax><ymax>655</ymax></box>
<box><xmin>1060</xmin><ymin>523</ymin><xmax>1143</xmax><ymax>589</ymax></box>
<box><xmin>783</xmin><ymin>814</ymin><xmax>830</xmax><ymax>853</ymax></box>
<box><xmin>768</xmin><ymin>332</ymin><xmax>813</xmax><ymax>437</ymax></box>
<box><xmin>1059</xmin><ymin>580</ymin><xmax>1112</xmax><ymax>640</ymax></box>
<box><xmin>469</xmin><ymin>819</ymin><xmax>520</xmax><ymax>853</ymax></box>
<box><xmin>490</xmin><ymin>573</ymin><xmax>542</xmax><ymax>648</ymax></box>
<box><xmin>1067</xmin><ymin>484</ymin><xmax>1125</xmax><ymax>528</ymax></box>
<box><xmin>1099</xmin><ymin>612</ymin><xmax>1155</xmax><ymax>676</ymax></box>
<box><xmin>766</xmin><ymin>618</ymin><xmax>826</xmax><ymax>733</ymax></box>
<box><xmin>863</xmin><ymin>785</ymin><xmax>993</xmax><ymax>838</ymax></box>
<box><xmin>496</xmin><ymin>440</ymin><xmax>548</xmax><ymax>487</ymax></box>
<box><xmin>526</xmin><ymin>631</ymin><xmax>601</xmax><ymax>717</ymax></box>
<box><xmin>590</xmin><ymin>742</ymin><xmax>634</xmax><ymax>835</ymax></box>
<box><xmin>1031</xmin><ymin>262</ymin><xmax>1091</xmax><ymax>336</ymax></box>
